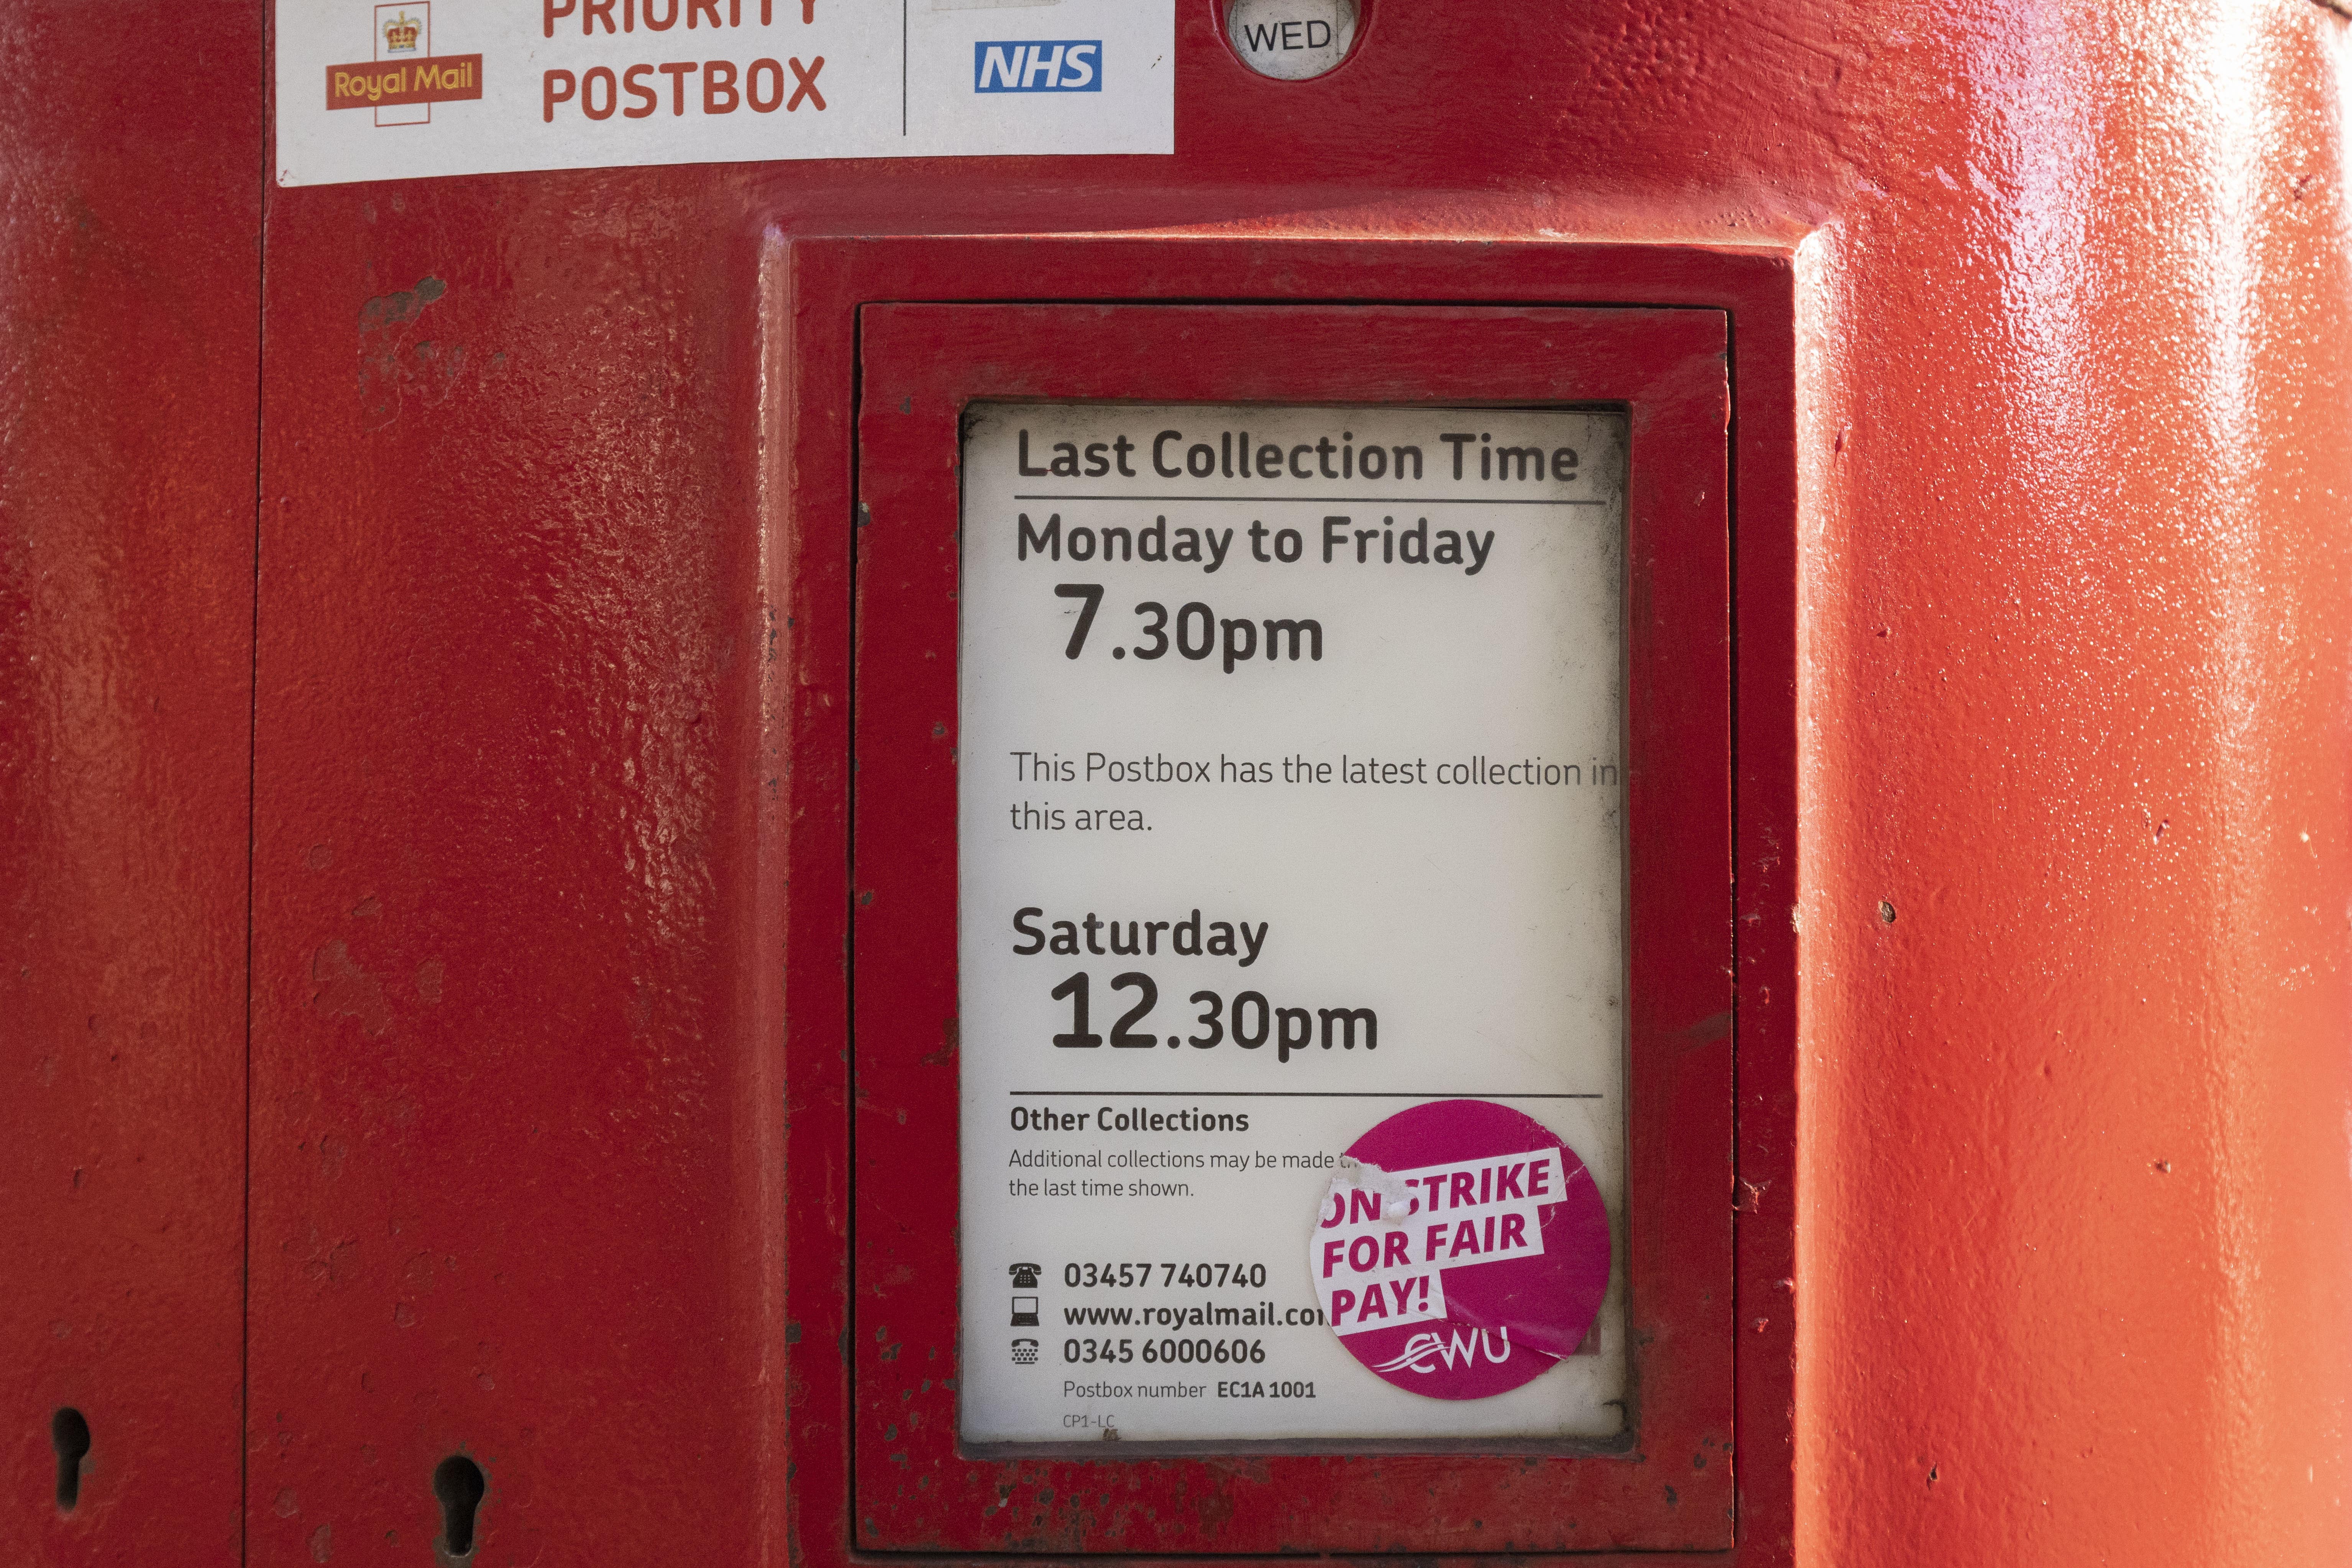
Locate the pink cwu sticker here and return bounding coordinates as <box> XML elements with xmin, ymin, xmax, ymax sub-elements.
<box><xmin>1310</xmin><ymin>1099</ymin><xmax>1610</xmax><ymax>1399</ymax></box>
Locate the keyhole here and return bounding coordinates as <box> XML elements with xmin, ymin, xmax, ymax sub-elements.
<box><xmin>432</xmin><ymin>1455</ymin><xmax>484</xmax><ymax>1557</ymax></box>
<box><xmin>51</xmin><ymin>1408</ymin><xmax>90</xmax><ymax>1511</ymax></box>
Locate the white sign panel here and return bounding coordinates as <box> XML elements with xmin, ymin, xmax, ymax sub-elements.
<box><xmin>274</xmin><ymin>0</ymin><xmax>1172</xmax><ymax>187</ymax></box>
<box><xmin>959</xmin><ymin>404</ymin><xmax>1630</xmax><ymax>1445</ymax></box>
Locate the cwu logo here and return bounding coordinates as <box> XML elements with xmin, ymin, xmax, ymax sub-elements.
<box><xmin>974</xmin><ymin>40</ymin><xmax>1102</xmax><ymax>93</ymax></box>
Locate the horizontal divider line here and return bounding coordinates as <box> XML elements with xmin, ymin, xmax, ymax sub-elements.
<box><xmin>1010</xmin><ymin>494</ymin><xmax>1603</xmax><ymax>506</ymax></box>
<box><xmin>1004</xmin><ymin>1091</ymin><xmax>1603</xmax><ymax>1099</ymax></box>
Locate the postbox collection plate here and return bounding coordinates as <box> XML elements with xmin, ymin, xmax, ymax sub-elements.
<box><xmin>955</xmin><ymin>397</ymin><xmax>1635</xmax><ymax>1450</ymax></box>
<box><xmin>852</xmin><ymin>301</ymin><xmax>1734</xmax><ymax>1552</ymax></box>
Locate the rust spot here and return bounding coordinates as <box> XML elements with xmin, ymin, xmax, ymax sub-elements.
<box><xmin>356</xmin><ymin>276</ymin><xmax>491</xmax><ymax>428</ymax></box>
<box><xmin>358</xmin><ymin>276</ymin><xmax>444</xmax><ymax>333</ymax></box>
<box><xmin>311</xmin><ymin>940</ymin><xmax>393</xmax><ymax>1038</ymax></box>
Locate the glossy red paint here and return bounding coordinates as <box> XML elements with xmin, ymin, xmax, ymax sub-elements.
<box><xmin>851</xmin><ymin>301</ymin><xmax>1734</xmax><ymax>1552</ymax></box>
<box><xmin>1</xmin><ymin>2</ymin><xmax>261</xmax><ymax>1563</ymax></box>
<box><xmin>5</xmin><ymin>0</ymin><xmax>2345</xmax><ymax>1563</ymax></box>
<box><xmin>240</xmin><ymin>223</ymin><xmax>1796</xmax><ymax>1564</ymax></box>
<box><xmin>1796</xmin><ymin>12</ymin><xmax>2352</xmax><ymax>1563</ymax></box>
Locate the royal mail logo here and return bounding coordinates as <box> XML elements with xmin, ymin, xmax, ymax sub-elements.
<box><xmin>973</xmin><ymin>40</ymin><xmax>1102</xmax><ymax>94</ymax></box>
<box><xmin>326</xmin><ymin>3</ymin><xmax>482</xmax><ymax>119</ymax></box>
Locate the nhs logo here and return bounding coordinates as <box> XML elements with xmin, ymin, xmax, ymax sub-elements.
<box><xmin>974</xmin><ymin>40</ymin><xmax>1102</xmax><ymax>93</ymax></box>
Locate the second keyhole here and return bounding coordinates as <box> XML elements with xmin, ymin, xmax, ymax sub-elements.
<box><xmin>432</xmin><ymin>1454</ymin><xmax>485</xmax><ymax>1558</ymax></box>
<box><xmin>51</xmin><ymin>1408</ymin><xmax>91</xmax><ymax>1511</ymax></box>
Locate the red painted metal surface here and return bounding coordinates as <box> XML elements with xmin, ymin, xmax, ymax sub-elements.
<box><xmin>4</xmin><ymin>0</ymin><xmax>2342</xmax><ymax>1563</ymax></box>
<box><xmin>240</xmin><ymin>217</ymin><xmax>1793</xmax><ymax>1564</ymax></box>
<box><xmin>0</xmin><ymin>0</ymin><xmax>262</xmax><ymax>1561</ymax></box>
<box><xmin>1</xmin><ymin>2</ymin><xmax>261</xmax><ymax>1563</ymax></box>
<box><xmin>245</xmin><ymin>211</ymin><xmax>782</xmax><ymax>1565</ymax></box>
<box><xmin>850</xmin><ymin>302</ymin><xmax>1733</xmax><ymax>1553</ymax></box>
<box><xmin>1794</xmin><ymin>14</ymin><xmax>2352</xmax><ymax>1561</ymax></box>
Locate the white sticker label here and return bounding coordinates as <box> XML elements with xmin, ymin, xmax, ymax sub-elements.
<box><xmin>274</xmin><ymin>0</ymin><xmax>1172</xmax><ymax>187</ymax></box>
<box><xmin>957</xmin><ymin>403</ymin><xmax>1629</xmax><ymax>1446</ymax></box>
<box><xmin>1311</xmin><ymin>1149</ymin><xmax>1566</xmax><ymax>1335</ymax></box>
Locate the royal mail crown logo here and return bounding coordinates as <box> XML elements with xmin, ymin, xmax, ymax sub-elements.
<box><xmin>327</xmin><ymin>3</ymin><xmax>482</xmax><ymax>122</ymax></box>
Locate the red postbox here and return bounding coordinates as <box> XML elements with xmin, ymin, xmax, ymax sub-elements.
<box><xmin>7</xmin><ymin>3</ymin><xmax>2350</xmax><ymax>1566</ymax></box>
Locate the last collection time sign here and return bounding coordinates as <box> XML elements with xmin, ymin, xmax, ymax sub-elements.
<box><xmin>959</xmin><ymin>403</ymin><xmax>1630</xmax><ymax>1445</ymax></box>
